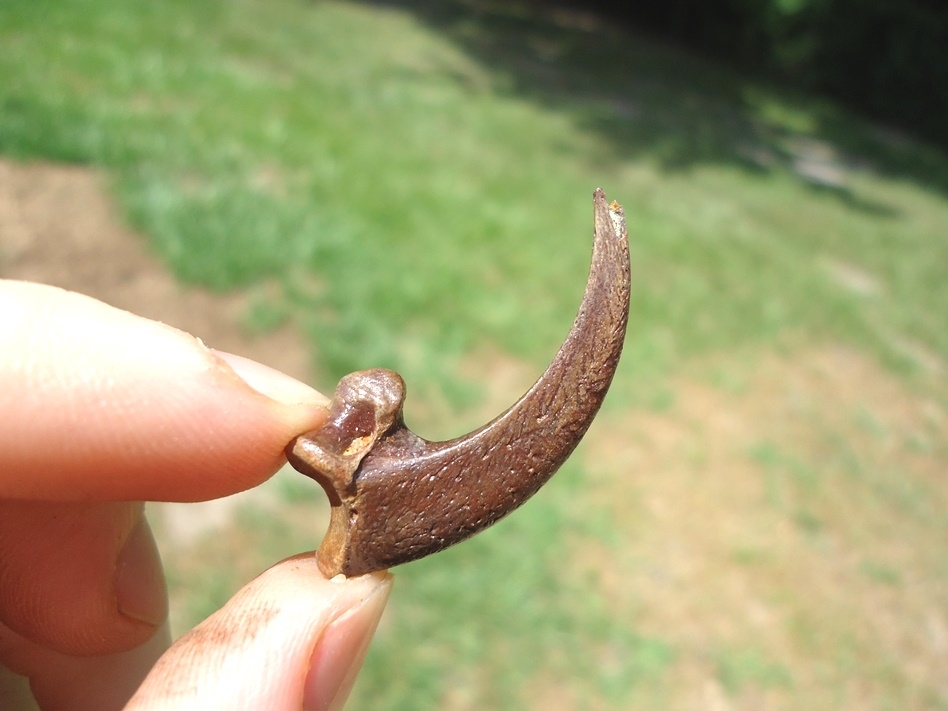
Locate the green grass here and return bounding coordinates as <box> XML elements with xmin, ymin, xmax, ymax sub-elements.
<box><xmin>3</xmin><ymin>0</ymin><xmax>947</xmax><ymax>709</ymax></box>
<box><xmin>3</xmin><ymin>0</ymin><xmax>946</xmax><ymax>396</ymax></box>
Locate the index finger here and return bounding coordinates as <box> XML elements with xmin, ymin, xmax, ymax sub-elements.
<box><xmin>0</xmin><ymin>280</ymin><xmax>329</xmax><ymax>502</ymax></box>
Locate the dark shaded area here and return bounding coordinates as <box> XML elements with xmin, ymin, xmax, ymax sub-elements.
<box><xmin>358</xmin><ymin>0</ymin><xmax>947</xmax><ymax>200</ymax></box>
<box><xmin>531</xmin><ymin>0</ymin><xmax>948</xmax><ymax>151</ymax></box>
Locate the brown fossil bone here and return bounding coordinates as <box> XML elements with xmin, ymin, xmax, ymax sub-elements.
<box><xmin>286</xmin><ymin>189</ymin><xmax>631</xmax><ymax>577</ymax></box>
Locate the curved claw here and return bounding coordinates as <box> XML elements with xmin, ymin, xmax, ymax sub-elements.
<box><xmin>286</xmin><ymin>189</ymin><xmax>631</xmax><ymax>577</ymax></box>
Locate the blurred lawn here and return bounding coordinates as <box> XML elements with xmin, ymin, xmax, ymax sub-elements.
<box><xmin>2</xmin><ymin>0</ymin><xmax>946</xmax><ymax>709</ymax></box>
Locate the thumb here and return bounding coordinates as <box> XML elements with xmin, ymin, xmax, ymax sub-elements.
<box><xmin>126</xmin><ymin>556</ymin><xmax>391</xmax><ymax>711</ymax></box>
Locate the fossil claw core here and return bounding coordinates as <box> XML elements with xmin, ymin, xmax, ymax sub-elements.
<box><xmin>286</xmin><ymin>189</ymin><xmax>631</xmax><ymax>577</ymax></box>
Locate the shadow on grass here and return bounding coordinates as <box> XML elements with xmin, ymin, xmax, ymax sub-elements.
<box><xmin>356</xmin><ymin>0</ymin><xmax>948</xmax><ymax>206</ymax></box>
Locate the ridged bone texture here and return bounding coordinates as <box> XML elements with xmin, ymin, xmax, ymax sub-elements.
<box><xmin>286</xmin><ymin>189</ymin><xmax>631</xmax><ymax>577</ymax></box>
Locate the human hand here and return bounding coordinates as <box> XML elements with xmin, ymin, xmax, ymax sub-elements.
<box><xmin>0</xmin><ymin>280</ymin><xmax>392</xmax><ymax>711</ymax></box>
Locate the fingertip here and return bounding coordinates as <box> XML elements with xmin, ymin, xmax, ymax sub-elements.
<box><xmin>0</xmin><ymin>281</ymin><xmax>330</xmax><ymax>501</ymax></box>
<box><xmin>212</xmin><ymin>350</ymin><xmax>330</xmax><ymax>409</ymax></box>
<box><xmin>125</xmin><ymin>556</ymin><xmax>391</xmax><ymax>711</ymax></box>
<box><xmin>0</xmin><ymin>502</ymin><xmax>164</xmax><ymax>658</ymax></box>
<box><xmin>304</xmin><ymin>571</ymin><xmax>392</xmax><ymax>711</ymax></box>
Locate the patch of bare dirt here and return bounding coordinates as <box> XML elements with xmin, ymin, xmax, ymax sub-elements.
<box><xmin>570</xmin><ymin>347</ymin><xmax>948</xmax><ymax>710</ymax></box>
<box><xmin>0</xmin><ymin>158</ymin><xmax>312</xmax><ymax>382</ymax></box>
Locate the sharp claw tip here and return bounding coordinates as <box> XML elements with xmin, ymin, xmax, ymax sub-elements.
<box><xmin>593</xmin><ymin>187</ymin><xmax>623</xmax><ymax>213</ymax></box>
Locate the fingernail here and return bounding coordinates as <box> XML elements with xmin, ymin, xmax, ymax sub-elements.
<box><xmin>213</xmin><ymin>350</ymin><xmax>330</xmax><ymax>407</ymax></box>
<box><xmin>115</xmin><ymin>517</ymin><xmax>168</xmax><ymax>628</ymax></box>
<box><xmin>303</xmin><ymin>574</ymin><xmax>392</xmax><ymax>711</ymax></box>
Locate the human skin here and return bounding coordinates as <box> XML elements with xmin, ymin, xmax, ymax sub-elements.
<box><xmin>0</xmin><ymin>280</ymin><xmax>392</xmax><ymax>711</ymax></box>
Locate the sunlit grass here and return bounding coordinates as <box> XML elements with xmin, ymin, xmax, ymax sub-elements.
<box><xmin>3</xmin><ymin>0</ymin><xmax>946</xmax><ymax>395</ymax></box>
